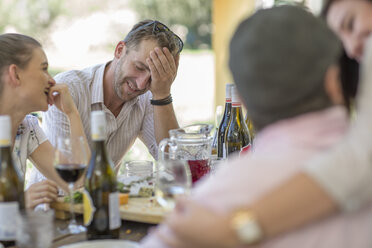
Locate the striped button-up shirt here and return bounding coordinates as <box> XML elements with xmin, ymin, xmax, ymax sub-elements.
<box><xmin>42</xmin><ymin>62</ymin><xmax>158</xmax><ymax>167</ymax></box>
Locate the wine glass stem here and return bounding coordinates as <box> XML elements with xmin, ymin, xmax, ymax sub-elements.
<box><xmin>68</xmin><ymin>183</ymin><xmax>77</xmax><ymax>225</ymax></box>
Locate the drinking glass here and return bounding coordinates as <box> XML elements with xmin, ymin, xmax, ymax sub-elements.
<box><xmin>16</xmin><ymin>210</ymin><xmax>54</xmax><ymax>248</ymax></box>
<box><xmin>119</xmin><ymin>160</ymin><xmax>154</xmax><ymax>178</ymax></box>
<box><xmin>155</xmin><ymin>160</ymin><xmax>192</xmax><ymax>211</ymax></box>
<box><xmin>54</xmin><ymin>136</ymin><xmax>88</xmax><ymax>234</ymax></box>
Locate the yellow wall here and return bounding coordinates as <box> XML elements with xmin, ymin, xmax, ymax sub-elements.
<box><xmin>212</xmin><ymin>0</ymin><xmax>255</xmax><ymax>108</ymax></box>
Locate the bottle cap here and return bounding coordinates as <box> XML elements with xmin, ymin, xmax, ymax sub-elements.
<box><xmin>0</xmin><ymin>115</ymin><xmax>11</xmax><ymax>146</ymax></box>
<box><xmin>225</xmin><ymin>83</ymin><xmax>234</xmax><ymax>102</ymax></box>
<box><xmin>231</xmin><ymin>85</ymin><xmax>242</xmax><ymax>106</ymax></box>
<box><xmin>91</xmin><ymin>111</ymin><xmax>107</xmax><ymax>141</ymax></box>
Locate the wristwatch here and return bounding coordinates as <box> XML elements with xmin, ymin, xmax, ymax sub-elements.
<box><xmin>231</xmin><ymin>210</ymin><xmax>264</xmax><ymax>245</ymax></box>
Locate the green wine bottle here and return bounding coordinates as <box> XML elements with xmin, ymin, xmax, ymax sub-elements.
<box><xmin>84</xmin><ymin>111</ymin><xmax>121</xmax><ymax>240</ymax></box>
<box><xmin>225</xmin><ymin>86</ymin><xmax>251</xmax><ymax>157</ymax></box>
<box><xmin>217</xmin><ymin>83</ymin><xmax>234</xmax><ymax>158</ymax></box>
<box><xmin>0</xmin><ymin>115</ymin><xmax>24</xmax><ymax>247</ymax></box>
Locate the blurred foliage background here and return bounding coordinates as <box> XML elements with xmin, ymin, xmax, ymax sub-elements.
<box><xmin>0</xmin><ymin>0</ymin><xmax>65</xmax><ymax>40</ymax></box>
<box><xmin>0</xmin><ymin>0</ymin><xmax>308</xmax><ymax>51</ymax></box>
<box><xmin>274</xmin><ymin>0</ymin><xmax>305</xmax><ymax>5</ymax></box>
<box><xmin>2</xmin><ymin>0</ymin><xmax>313</xmax><ymax>165</ymax></box>
<box><xmin>130</xmin><ymin>0</ymin><xmax>212</xmax><ymax>49</ymax></box>
<box><xmin>0</xmin><ymin>0</ymin><xmax>212</xmax><ymax>50</ymax></box>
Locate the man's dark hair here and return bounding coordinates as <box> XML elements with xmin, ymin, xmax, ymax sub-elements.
<box><xmin>321</xmin><ymin>0</ymin><xmax>363</xmax><ymax>108</ymax></box>
<box><xmin>229</xmin><ymin>6</ymin><xmax>342</xmax><ymax>131</ymax></box>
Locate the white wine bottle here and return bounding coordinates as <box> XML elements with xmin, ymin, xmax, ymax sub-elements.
<box><xmin>211</xmin><ymin>106</ymin><xmax>223</xmax><ymax>155</ymax></box>
<box><xmin>84</xmin><ymin>111</ymin><xmax>121</xmax><ymax>240</ymax></box>
<box><xmin>245</xmin><ymin>112</ymin><xmax>255</xmax><ymax>141</ymax></box>
<box><xmin>0</xmin><ymin>115</ymin><xmax>24</xmax><ymax>247</ymax></box>
<box><xmin>217</xmin><ymin>83</ymin><xmax>234</xmax><ymax>158</ymax></box>
<box><xmin>225</xmin><ymin>86</ymin><xmax>251</xmax><ymax>157</ymax></box>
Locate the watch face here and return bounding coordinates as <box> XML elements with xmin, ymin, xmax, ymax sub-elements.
<box><xmin>232</xmin><ymin>211</ymin><xmax>263</xmax><ymax>244</ymax></box>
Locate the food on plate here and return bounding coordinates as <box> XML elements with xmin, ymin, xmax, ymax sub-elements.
<box><xmin>119</xmin><ymin>193</ymin><xmax>129</xmax><ymax>205</ymax></box>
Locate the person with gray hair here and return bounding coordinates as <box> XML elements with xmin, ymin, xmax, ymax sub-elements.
<box><xmin>139</xmin><ymin>5</ymin><xmax>356</xmax><ymax>248</ymax></box>
<box><xmin>27</xmin><ymin>20</ymin><xmax>183</xmax><ymax>186</ymax></box>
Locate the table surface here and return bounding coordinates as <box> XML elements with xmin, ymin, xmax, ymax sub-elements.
<box><xmin>52</xmin><ymin>217</ymin><xmax>156</xmax><ymax>247</ymax></box>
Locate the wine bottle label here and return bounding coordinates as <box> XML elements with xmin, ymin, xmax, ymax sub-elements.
<box><xmin>0</xmin><ymin>202</ymin><xmax>19</xmax><ymax>240</ymax></box>
<box><xmin>109</xmin><ymin>192</ymin><xmax>121</xmax><ymax>230</ymax></box>
<box><xmin>83</xmin><ymin>190</ymin><xmax>96</xmax><ymax>226</ymax></box>
<box><xmin>0</xmin><ymin>139</ymin><xmax>10</xmax><ymax>147</ymax></box>
<box><xmin>91</xmin><ymin>111</ymin><xmax>107</xmax><ymax>141</ymax></box>
<box><xmin>240</xmin><ymin>144</ymin><xmax>251</xmax><ymax>155</ymax></box>
<box><xmin>0</xmin><ymin>115</ymin><xmax>11</xmax><ymax>147</ymax></box>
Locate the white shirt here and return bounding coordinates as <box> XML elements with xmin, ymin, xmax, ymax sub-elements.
<box><xmin>27</xmin><ymin>62</ymin><xmax>158</xmax><ymax>185</ymax></box>
<box><xmin>12</xmin><ymin>115</ymin><xmax>47</xmax><ymax>189</ymax></box>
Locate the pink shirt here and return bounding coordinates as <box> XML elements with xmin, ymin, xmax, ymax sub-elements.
<box><xmin>141</xmin><ymin>106</ymin><xmax>352</xmax><ymax>247</ymax></box>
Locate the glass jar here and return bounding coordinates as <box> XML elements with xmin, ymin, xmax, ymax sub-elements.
<box><xmin>124</xmin><ymin>160</ymin><xmax>154</xmax><ymax>178</ymax></box>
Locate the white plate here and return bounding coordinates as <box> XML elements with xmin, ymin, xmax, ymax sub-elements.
<box><xmin>59</xmin><ymin>240</ymin><xmax>139</xmax><ymax>248</ymax></box>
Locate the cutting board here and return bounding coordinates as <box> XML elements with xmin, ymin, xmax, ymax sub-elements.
<box><xmin>51</xmin><ymin>197</ymin><xmax>166</xmax><ymax>224</ymax></box>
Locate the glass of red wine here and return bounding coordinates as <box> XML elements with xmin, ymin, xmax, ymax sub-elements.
<box><xmin>54</xmin><ymin>136</ymin><xmax>88</xmax><ymax>234</ymax></box>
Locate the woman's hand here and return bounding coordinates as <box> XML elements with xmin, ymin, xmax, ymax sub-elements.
<box><xmin>47</xmin><ymin>83</ymin><xmax>78</xmax><ymax>116</ymax></box>
<box><xmin>25</xmin><ymin>180</ymin><xmax>58</xmax><ymax>209</ymax></box>
<box><xmin>157</xmin><ymin>198</ymin><xmax>239</xmax><ymax>248</ymax></box>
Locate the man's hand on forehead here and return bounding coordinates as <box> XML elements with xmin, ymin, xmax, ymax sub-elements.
<box><xmin>146</xmin><ymin>46</ymin><xmax>178</xmax><ymax>98</ymax></box>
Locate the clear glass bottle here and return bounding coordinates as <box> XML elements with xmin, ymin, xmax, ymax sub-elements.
<box><xmin>225</xmin><ymin>86</ymin><xmax>251</xmax><ymax>157</ymax></box>
<box><xmin>0</xmin><ymin>115</ymin><xmax>24</xmax><ymax>247</ymax></box>
<box><xmin>84</xmin><ymin>111</ymin><xmax>121</xmax><ymax>240</ymax></box>
<box><xmin>217</xmin><ymin>83</ymin><xmax>234</xmax><ymax>158</ymax></box>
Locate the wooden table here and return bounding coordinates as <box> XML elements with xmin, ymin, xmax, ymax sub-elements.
<box><xmin>52</xmin><ymin>217</ymin><xmax>156</xmax><ymax>247</ymax></box>
<box><xmin>49</xmin><ymin>196</ymin><xmax>166</xmax><ymax>247</ymax></box>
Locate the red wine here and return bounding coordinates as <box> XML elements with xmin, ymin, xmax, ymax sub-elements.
<box><xmin>56</xmin><ymin>164</ymin><xmax>85</xmax><ymax>183</ymax></box>
<box><xmin>187</xmin><ymin>159</ymin><xmax>210</xmax><ymax>184</ymax></box>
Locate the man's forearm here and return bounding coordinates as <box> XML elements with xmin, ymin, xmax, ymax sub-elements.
<box><xmin>250</xmin><ymin>172</ymin><xmax>338</xmax><ymax>239</ymax></box>
<box><xmin>153</xmin><ymin>103</ymin><xmax>179</xmax><ymax>144</ymax></box>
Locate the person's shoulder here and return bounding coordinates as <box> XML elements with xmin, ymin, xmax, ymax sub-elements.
<box><xmin>54</xmin><ymin>63</ymin><xmax>104</xmax><ymax>86</ymax></box>
<box><xmin>20</xmin><ymin>114</ymin><xmax>41</xmax><ymax>132</ymax></box>
<box><xmin>23</xmin><ymin>114</ymin><xmax>40</xmax><ymax>124</ymax></box>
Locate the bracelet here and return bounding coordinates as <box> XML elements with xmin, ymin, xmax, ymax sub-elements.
<box><xmin>150</xmin><ymin>94</ymin><xmax>173</xmax><ymax>106</ymax></box>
